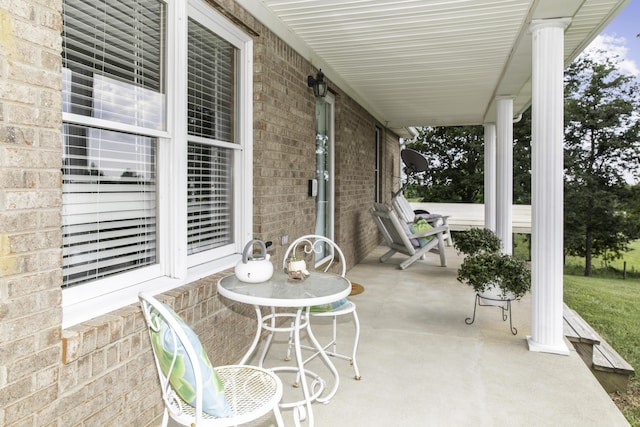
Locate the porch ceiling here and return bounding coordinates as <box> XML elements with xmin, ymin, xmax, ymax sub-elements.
<box><xmin>236</xmin><ymin>0</ymin><xmax>630</xmax><ymax>136</ymax></box>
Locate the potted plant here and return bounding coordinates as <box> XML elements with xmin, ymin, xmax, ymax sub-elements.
<box><xmin>453</xmin><ymin>227</ymin><xmax>502</xmax><ymax>256</ymax></box>
<box><xmin>456</xmin><ymin>251</ymin><xmax>531</xmax><ymax>301</ymax></box>
<box><xmin>454</xmin><ymin>228</ymin><xmax>531</xmax><ymax>334</ymax></box>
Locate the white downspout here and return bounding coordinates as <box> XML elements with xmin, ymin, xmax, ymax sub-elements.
<box><xmin>484</xmin><ymin>123</ymin><xmax>497</xmax><ymax>232</ymax></box>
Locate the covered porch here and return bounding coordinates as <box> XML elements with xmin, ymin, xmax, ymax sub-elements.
<box><xmin>236</xmin><ymin>0</ymin><xmax>633</xmax><ymax>357</ymax></box>
<box><xmin>236</xmin><ymin>245</ymin><xmax>629</xmax><ymax>426</ymax></box>
<box><xmin>2</xmin><ymin>0</ymin><xmax>636</xmax><ymax>425</ymax></box>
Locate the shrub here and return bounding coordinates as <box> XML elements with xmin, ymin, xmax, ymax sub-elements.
<box><xmin>455</xmin><ymin>228</ymin><xmax>531</xmax><ymax>300</ymax></box>
<box><xmin>457</xmin><ymin>252</ymin><xmax>531</xmax><ymax>300</ymax></box>
<box><xmin>453</xmin><ymin>228</ymin><xmax>502</xmax><ymax>256</ymax></box>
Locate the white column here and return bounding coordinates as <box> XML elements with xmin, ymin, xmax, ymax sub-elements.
<box><xmin>484</xmin><ymin>123</ymin><xmax>496</xmax><ymax>232</ymax></box>
<box><xmin>527</xmin><ymin>18</ymin><xmax>571</xmax><ymax>355</ymax></box>
<box><xmin>495</xmin><ymin>97</ymin><xmax>513</xmax><ymax>255</ymax></box>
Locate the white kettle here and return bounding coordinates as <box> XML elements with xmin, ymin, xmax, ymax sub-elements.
<box><xmin>234</xmin><ymin>240</ymin><xmax>274</xmax><ymax>283</ymax></box>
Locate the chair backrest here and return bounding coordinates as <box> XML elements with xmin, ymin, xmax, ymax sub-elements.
<box><xmin>392</xmin><ymin>193</ymin><xmax>416</xmax><ymax>223</ymax></box>
<box><xmin>369</xmin><ymin>203</ymin><xmax>417</xmax><ymax>255</ymax></box>
<box><xmin>283</xmin><ymin>234</ymin><xmax>346</xmax><ymax>277</ymax></box>
<box><xmin>139</xmin><ymin>293</ymin><xmax>232</xmax><ymax>424</ymax></box>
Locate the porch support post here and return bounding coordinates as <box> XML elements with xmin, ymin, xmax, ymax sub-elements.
<box><xmin>484</xmin><ymin>123</ymin><xmax>496</xmax><ymax>232</ymax></box>
<box><xmin>527</xmin><ymin>18</ymin><xmax>571</xmax><ymax>355</ymax></box>
<box><xmin>495</xmin><ymin>97</ymin><xmax>513</xmax><ymax>255</ymax></box>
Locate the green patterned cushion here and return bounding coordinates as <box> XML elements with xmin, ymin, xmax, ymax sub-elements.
<box><xmin>149</xmin><ymin>303</ymin><xmax>232</xmax><ymax>417</ymax></box>
<box><xmin>410</xmin><ymin>217</ymin><xmax>433</xmax><ymax>247</ymax></box>
<box><xmin>311</xmin><ymin>297</ymin><xmax>349</xmax><ymax>312</ymax></box>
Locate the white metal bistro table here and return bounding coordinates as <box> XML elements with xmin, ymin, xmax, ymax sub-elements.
<box><xmin>218</xmin><ymin>270</ymin><xmax>351</xmax><ymax>427</ymax></box>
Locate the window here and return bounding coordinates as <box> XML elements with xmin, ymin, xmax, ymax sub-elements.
<box><xmin>61</xmin><ymin>0</ymin><xmax>253</xmax><ymax>327</ymax></box>
<box><xmin>187</xmin><ymin>143</ymin><xmax>233</xmax><ymax>256</ymax></box>
<box><xmin>61</xmin><ymin>125</ymin><xmax>158</xmax><ymax>287</ymax></box>
<box><xmin>186</xmin><ymin>18</ymin><xmax>234</xmax><ymax>259</ymax></box>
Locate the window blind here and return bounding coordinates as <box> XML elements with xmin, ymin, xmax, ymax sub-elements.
<box><xmin>62</xmin><ymin>125</ymin><xmax>157</xmax><ymax>287</ymax></box>
<box><xmin>61</xmin><ymin>0</ymin><xmax>164</xmax><ymax>288</ymax></box>
<box><xmin>187</xmin><ymin>18</ymin><xmax>234</xmax><ymax>142</ymax></box>
<box><xmin>62</xmin><ymin>0</ymin><xmax>166</xmax><ymax>130</ymax></box>
<box><xmin>187</xmin><ymin>143</ymin><xmax>233</xmax><ymax>254</ymax></box>
<box><xmin>186</xmin><ymin>18</ymin><xmax>235</xmax><ymax>255</ymax></box>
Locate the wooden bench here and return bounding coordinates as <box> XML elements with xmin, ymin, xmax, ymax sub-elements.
<box><xmin>563</xmin><ymin>303</ymin><xmax>635</xmax><ymax>393</ymax></box>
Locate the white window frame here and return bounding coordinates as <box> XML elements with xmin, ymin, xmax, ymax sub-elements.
<box><xmin>61</xmin><ymin>0</ymin><xmax>253</xmax><ymax>328</ymax></box>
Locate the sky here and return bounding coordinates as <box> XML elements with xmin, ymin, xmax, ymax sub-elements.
<box><xmin>588</xmin><ymin>0</ymin><xmax>640</xmax><ymax>78</ymax></box>
<box><xmin>587</xmin><ymin>0</ymin><xmax>639</xmax><ymax>185</ymax></box>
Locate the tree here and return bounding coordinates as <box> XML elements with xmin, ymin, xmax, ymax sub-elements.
<box><xmin>404</xmin><ymin>125</ymin><xmax>485</xmax><ymax>202</ymax></box>
<box><xmin>563</xmin><ymin>51</ymin><xmax>640</xmax><ymax>275</ymax></box>
<box><xmin>625</xmin><ymin>183</ymin><xmax>640</xmax><ymax>218</ymax></box>
<box><xmin>405</xmin><ymin>115</ymin><xmax>532</xmax><ymax>205</ymax></box>
<box><xmin>513</xmin><ymin>108</ymin><xmax>532</xmax><ymax>205</ymax></box>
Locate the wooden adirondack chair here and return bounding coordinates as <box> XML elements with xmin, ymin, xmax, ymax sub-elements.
<box><xmin>369</xmin><ymin>203</ymin><xmax>448</xmax><ymax>270</ymax></box>
<box><xmin>392</xmin><ymin>193</ymin><xmax>453</xmax><ymax>246</ymax></box>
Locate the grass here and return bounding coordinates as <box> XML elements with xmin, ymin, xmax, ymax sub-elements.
<box><xmin>564</xmin><ymin>272</ymin><xmax>640</xmax><ymax>425</ymax></box>
<box><xmin>565</xmin><ymin>239</ymin><xmax>640</xmax><ymax>279</ymax></box>
<box><xmin>512</xmin><ymin>236</ymin><xmax>640</xmax><ymax>424</ymax></box>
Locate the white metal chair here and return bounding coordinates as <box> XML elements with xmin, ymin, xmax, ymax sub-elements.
<box><xmin>139</xmin><ymin>293</ymin><xmax>284</xmax><ymax>427</ymax></box>
<box><xmin>370</xmin><ymin>202</ymin><xmax>448</xmax><ymax>270</ymax></box>
<box><xmin>282</xmin><ymin>235</ymin><xmax>361</xmax><ymax>381</ymax></box>
<box><xmin>392</xmin><ymin>193</ymin><xmax>453</xmax><ymax>246</ymax></box>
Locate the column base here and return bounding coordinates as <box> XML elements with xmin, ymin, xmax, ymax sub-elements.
<box><xmin>527</xmin><ymin>336</ymin><xmax>570</xmax><ymax>355</ymax></box>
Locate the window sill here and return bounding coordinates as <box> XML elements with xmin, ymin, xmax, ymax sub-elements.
<box><xmin>61</xmin><ymin>254</ymin><xmax>241</xmax><ymax>364</ymax></box>
<box><xmin>62</xmin><ymin>255</ymin><xmax>240</xmax><ymax>329</ymax></box>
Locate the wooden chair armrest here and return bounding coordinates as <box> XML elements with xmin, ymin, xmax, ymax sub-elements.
<box><xmin>407</xmin><ymin>225</ymin><xmax>448</xmax><ymax>240</ymax></box>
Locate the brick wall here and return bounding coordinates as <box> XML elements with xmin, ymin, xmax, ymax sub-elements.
<box><xmin>0</xmin><ymin>1</ymin><xmax>399</xmax><ymax>425</ymax></box>
<box><xmin>0</xmin><ymin>1</ymin><xmax>65</xmax><ymax>425</ymax></box>
<box><xmin>251</xmin><ymin>26</ymin><xmax>396</xmax><ymax>267</ymax></box>
<box><xmin>252</xmin><ymin>29</ymin><xmax>318</xmax><ymax>259</ymax></box>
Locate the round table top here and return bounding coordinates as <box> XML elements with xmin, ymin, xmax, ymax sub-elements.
<box><xmin>217</xmin><ymin>270</ymin><xmax>351</xmax><ymax>307</ymax></box>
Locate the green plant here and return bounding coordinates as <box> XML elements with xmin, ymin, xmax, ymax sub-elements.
<box><xmin>457</xmin><ymin>252</ymin><xmax>531</xmax><ymax>300</ymax></box>
<box><xmin>453</xmin><ymin>228</ymin><xmax>502</xmax><ymax>256</ymax></box>
<box><xmin>455</xmin><ymin>228</ymin><xmax>531</xmax><ymax>300</ymax></box>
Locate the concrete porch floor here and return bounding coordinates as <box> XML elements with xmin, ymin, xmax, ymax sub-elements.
<box><xmin>178</xmin><ymin>245</ymin><xmax>631</xmax><ymax>426</ymax></box>
<box><xmin>300</xmin><ymin>245</ymin><xmax>630</xmax><ymax>426</ymax></box>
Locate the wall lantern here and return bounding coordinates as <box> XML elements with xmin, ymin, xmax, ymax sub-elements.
<box><xmin>307</xmin><ymin>69</ymin><xmax>328</xmax><ymax>98</ymax></box>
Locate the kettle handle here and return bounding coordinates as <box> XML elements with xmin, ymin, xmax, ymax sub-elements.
<box><xmin>242</xmin><ymin>239</ymin><xmax>267</xmax><ymax>263</ymax></box>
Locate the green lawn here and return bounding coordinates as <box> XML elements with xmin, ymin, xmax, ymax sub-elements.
<box><xmin>564</xmin><ymin>276</ymin><xmax>640</xmax><ymax>368</ymax></box>
<box><xmin>564</xmin><ymin>274</ymin><xmax>640</xmax><ymax>426</ymax></box>
<box><xmin>565</xmin><ymin>239</ymin><xmax>640</xmax><ymax>277</ymax></box>
<box><xmin>512</xmin><ymin>236</ymin><xmax>640</xmax><ymax>274</ymax></box>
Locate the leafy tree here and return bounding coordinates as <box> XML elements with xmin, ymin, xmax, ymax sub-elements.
<box><xmin>625</xmin><ymin>183</ymin><xmax>640</xmax><ymax>218</ymax></box>
<box><xmin>404</xmin><ymin>126</ymin><xmax>485</xmax><ymax>202</ymax></box>
<box><xmin>405</xmin><ymin>114</ymin><xmax>532</xmax><ymax>205</ymax></box>
<box><xmin>513</xmin><ymin>108</ymin><xmax>532</xmax><ymax>205</ymax></box>
<box><xmin>563</xmin><ymin>51</ymin><xmax>640</xmax><ymax>275</ymax></box>
<box><xmin>512</xmin><ymin>108</ymin><xmax>533</xmax><ymax>256</ymax></box>
<box><xmin>618</xmin><ymin>182</ymin><xmax>640</xmax><ymax>252</ymax></box>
